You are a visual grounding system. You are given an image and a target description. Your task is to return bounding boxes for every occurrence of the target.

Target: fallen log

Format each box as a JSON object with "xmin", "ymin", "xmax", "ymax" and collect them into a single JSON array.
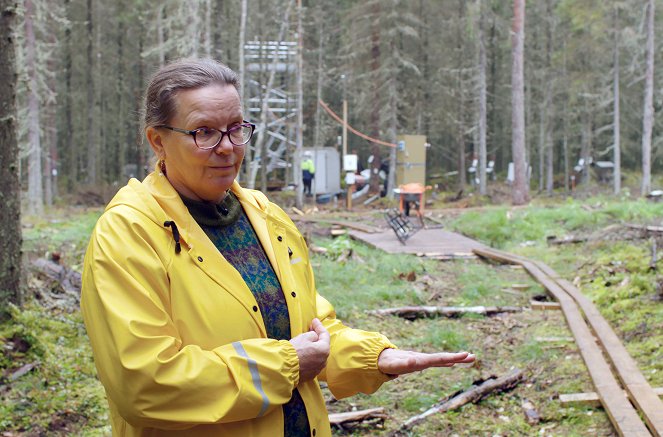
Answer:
[
  {"xmin": 367, "ymin": 305, "xmax": 523, "ymax": 320},
  {"xmin": 31, "ymin": 257, "xmax": 81, "ymax": 294},
  {"xmin": 328, "ymin": 407, "xmax": 387, "ymax": 427},
  {"xmin": 624, "ymin": 223, "xmax": 663, "ymax": 233},
  {"xmin": 395, "ymin": 368, "xmax": 524, "ymax": 433},
  {"xmin": 546, "ymin": 235, "xmax": 588, "ymax": 245}
]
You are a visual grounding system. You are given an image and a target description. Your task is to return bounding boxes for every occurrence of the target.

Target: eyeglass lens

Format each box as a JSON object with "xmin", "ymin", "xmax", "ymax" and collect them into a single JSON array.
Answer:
[{"xmin": 195, "ymin": 125, "xmax": 253, "ymax": 149}]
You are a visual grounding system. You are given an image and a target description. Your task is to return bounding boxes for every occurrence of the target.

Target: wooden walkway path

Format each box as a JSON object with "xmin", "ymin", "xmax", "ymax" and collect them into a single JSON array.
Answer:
[
  {"xmin": 475, "ymin": 247, "xmax": 663, "ymax": 437},
  {"xmin": 342, "ymin": 222, "xmax": 662, "ymax": 436},
  {"xmin": 348, "ymin": 227, "xmax": 487, "ymax": 259}
]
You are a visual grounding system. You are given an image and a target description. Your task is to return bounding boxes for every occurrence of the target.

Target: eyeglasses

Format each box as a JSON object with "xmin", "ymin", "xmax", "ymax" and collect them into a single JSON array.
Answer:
[{"xmin": 157, "ymin": 121, "xmax": 255, "ymax": 149}]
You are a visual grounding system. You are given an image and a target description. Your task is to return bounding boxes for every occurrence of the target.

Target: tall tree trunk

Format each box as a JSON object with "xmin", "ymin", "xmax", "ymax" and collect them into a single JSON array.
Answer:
[
  {"xmin": 63, "ymin": 0, "xmax": 75, "ymax": 191},
  {"xmin": 203, "ymin": 0, "xmax": 212, "ymax": 57},
  {"xmin": 156, "ymin": 5, "xmax": 165, "ymax": 67},
  {"xmin": 562, "ymin": 38, "xmax": 569, "ymax": 192},
  {"xmin": 641, "ymin": 0, "xmax": 655, "ymax": 196},
  {"xmin": 116, "ymin": 4, "xmax": 126, "ymax": 183},
  {"xmin": 0, "ymin": 0, "xmax": 23, "ymax": 314},
  {"xmin": 24, "ymin": 0, "xmax": 44, "ymax": 215},
  {"xmin": 189, "ymin": 1, "xmax": 201, "ymax": 57},
  {"xmin": 295, "ymin": 0, "xmax": 304, "ymax": 208},
  {"xmin": 238, "ymin": 0, "xmax": 248, "ymax": 182},
  {"xmin": 136, "ymin": 27, "xmax": 147, "ymax": 179},
  {"xmin": 457, "ymin": 0, "xmax": 466, "ymax": 191},
  {"xmin": 613, "ymin": 5, "xmax": 621, "ymax": 195},
  {"xmin": 85, "ymin": 0, "xmax": 96, "ymax": 184},
  {"xmin": 581, "ymin": 106, "xmax": 592, "ymax": 186},
  {"xmin": 544, "ymin": 0, "xmax": 554, "ymax": 195},
  {"xmin": 45, "ymin": 36, "xmax": 59, "ymax": 207},
  {"xmin": 511, "ymin": 0, "xmax": 529, "ymax": 205},
  {"xmin": 478, "ymin": 0, "xmax": 487, "ymax": 196},
  {"xmin": 369, "ymin": 1, "xmax": 382, "ymax": 195},
  {"xmin": 387, "ymin": 65, "xmax": 397, "ymax": 196},
  {"xmin": 313, "ymin": 12, "xmax": 324, "ymax": 151}
]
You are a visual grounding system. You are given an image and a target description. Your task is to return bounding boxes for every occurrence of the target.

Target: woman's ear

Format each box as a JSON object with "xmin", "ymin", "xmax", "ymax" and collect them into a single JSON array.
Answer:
[{"xmin": 146, "ymin": 127, "xmax": 165, "ymax": 159}]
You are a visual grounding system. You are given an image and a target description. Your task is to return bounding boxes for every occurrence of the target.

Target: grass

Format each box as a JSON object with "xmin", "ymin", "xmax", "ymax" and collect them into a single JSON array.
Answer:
[{"xmin": 3, "ymin": 194, "xmax": 662, "ymax": 435}]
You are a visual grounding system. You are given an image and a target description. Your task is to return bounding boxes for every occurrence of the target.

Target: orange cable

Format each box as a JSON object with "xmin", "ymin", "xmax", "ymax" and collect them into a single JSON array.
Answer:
[{"xmin": 318, "ymin": 99, "xmax": 397, "ymax": 148}]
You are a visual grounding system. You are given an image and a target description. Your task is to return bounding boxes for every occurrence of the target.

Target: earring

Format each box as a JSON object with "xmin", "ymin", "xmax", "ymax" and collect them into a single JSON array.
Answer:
[{"xmin": 159, "ymin": 158, "xmax": 167, "ymax": 175}]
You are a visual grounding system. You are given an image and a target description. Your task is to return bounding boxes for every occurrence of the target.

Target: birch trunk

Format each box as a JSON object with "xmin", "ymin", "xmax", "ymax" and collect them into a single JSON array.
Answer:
[
  {"xmin": 641, "ymin": 0, "xmax": 655, "ymax": 196},
  {"xmin": 511, "ymin": 0, "xmax": 529, "ymax": 205}
]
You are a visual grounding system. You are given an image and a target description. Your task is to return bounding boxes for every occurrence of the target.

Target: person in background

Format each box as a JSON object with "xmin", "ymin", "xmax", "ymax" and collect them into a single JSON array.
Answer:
[
  {"xmin": 80, "ymin": 58, "xmax": 475, "ymax": 437},
  {"xmin": 301, "ymin": 151, "xmax": 315, "ymax": 197}
]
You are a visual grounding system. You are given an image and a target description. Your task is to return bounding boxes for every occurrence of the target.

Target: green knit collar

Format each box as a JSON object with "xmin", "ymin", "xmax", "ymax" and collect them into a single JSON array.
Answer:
[{"xmin": 180, "ymin": 191, "xmax": 242, "ymax": 227}]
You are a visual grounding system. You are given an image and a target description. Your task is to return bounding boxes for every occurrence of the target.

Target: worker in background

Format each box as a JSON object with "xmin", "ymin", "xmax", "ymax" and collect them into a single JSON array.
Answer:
[{"xmin": 302, "ymin": 151, "xmax": 315, "ymax": 197}]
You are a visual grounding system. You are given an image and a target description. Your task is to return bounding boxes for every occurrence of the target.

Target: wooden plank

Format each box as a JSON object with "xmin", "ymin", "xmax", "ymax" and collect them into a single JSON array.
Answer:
[
  {"xmin": 473, "ymin": 247, "xmax": 651, "ymax": 436},
  {"xmin": 292, "ymin": 216, "xmax": 379, "ymax": 233},
  {"xmin": 521, "ymin": 261, "xmax": 652, "ymax": 437},
  {"xmin": 531, "ymin": 301, "xmax": 562, "ymax": 310},
  {"xmin": 535, "ymin": 337, "xmax": 574, "ymax": 342},
  {"xmin": 530, "ymin": 255, "xmax": 663, "ymax": 435},
  {"xmin": 560, "ymin": 388, "xmax": 663, "ymax": 407},
  {"xmin": 551, "ymin": 274, "xmax": 663, "ymax": 437}
]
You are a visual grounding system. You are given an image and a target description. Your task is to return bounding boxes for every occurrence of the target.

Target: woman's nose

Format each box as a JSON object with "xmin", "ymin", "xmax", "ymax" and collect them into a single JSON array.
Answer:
[{"xmin": 214, "ymin": 136, "xmax": 234, "ymax": 155}]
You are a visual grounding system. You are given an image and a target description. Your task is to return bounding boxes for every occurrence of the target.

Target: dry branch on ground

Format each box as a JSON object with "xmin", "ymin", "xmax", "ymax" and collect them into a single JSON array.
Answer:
[
  {"xmin": 392, "ymin": 368, "xmax": 525, "ymax": 434},
  {"xmin": 367, "ymin": 305, "xmax": 523, "ymax": 320}
]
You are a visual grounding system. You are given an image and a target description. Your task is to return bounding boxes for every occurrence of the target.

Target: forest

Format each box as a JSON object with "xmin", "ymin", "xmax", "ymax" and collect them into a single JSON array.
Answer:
[
  {"xmin": 1, "ymin": 0, "xmax": 662, "ymax": 214},
  {"xmin": 1, "ymin": 0, "xmax": 663, "ymax": 435}
]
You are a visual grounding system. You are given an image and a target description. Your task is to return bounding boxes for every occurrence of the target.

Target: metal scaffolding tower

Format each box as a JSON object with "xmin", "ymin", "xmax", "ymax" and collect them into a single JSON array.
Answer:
[{"xmin": 244, "ymin": 40, "xmax": 298, "ymax": 183}]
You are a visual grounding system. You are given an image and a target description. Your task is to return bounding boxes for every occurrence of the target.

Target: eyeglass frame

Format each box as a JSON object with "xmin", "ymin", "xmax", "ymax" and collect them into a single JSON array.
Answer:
[{"xmin": 156, "ymin": 121, "xmax": 256, "ymax": 149}]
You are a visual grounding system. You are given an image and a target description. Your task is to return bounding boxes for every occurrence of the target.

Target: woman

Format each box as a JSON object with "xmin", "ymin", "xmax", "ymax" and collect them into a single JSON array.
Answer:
[{"xmin": 81, "ymin": 58, "xmax": 474, "ymax": 437}]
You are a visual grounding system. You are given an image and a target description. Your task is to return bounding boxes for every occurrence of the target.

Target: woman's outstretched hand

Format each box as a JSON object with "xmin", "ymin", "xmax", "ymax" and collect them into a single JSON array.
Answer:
[
  {"xmin": 377, "ymin": 349, "xmax": 475, "ymax": 376},
  {"xmin": 289, "ymin": 318, "xmax": 330, "ymax": 383}
]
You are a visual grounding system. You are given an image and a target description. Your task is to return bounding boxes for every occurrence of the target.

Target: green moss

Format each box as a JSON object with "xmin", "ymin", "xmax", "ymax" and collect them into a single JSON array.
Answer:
[{"xmin": 0, "ymin": 304, "xmax": 107, "ymax": 435}]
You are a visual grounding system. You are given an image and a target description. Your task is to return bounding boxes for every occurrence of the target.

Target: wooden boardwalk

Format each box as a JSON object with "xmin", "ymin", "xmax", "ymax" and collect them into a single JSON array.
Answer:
[
  {"xmin": 344, "ymin": 222, "xmax": 662, "ymax": 436},
  {"xmin": 475, "ymin": 247, "xmax": 663, "ymax": 437},
  {"xmin": 348, "ymin": 226, "xmax": 487, "ymax": 258}
]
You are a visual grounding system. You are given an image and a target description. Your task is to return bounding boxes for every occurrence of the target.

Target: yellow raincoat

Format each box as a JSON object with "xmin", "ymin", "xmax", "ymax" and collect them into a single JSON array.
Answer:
[{"xmin": 81, "ymin": 170, "xmax": 396, "ymax": 436}]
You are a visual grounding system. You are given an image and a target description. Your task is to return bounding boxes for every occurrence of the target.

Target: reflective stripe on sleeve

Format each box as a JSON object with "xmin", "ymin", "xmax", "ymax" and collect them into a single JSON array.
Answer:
[{"xmin": 232, "ymin": 342, "xmax": 270, "ymax": 417}]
